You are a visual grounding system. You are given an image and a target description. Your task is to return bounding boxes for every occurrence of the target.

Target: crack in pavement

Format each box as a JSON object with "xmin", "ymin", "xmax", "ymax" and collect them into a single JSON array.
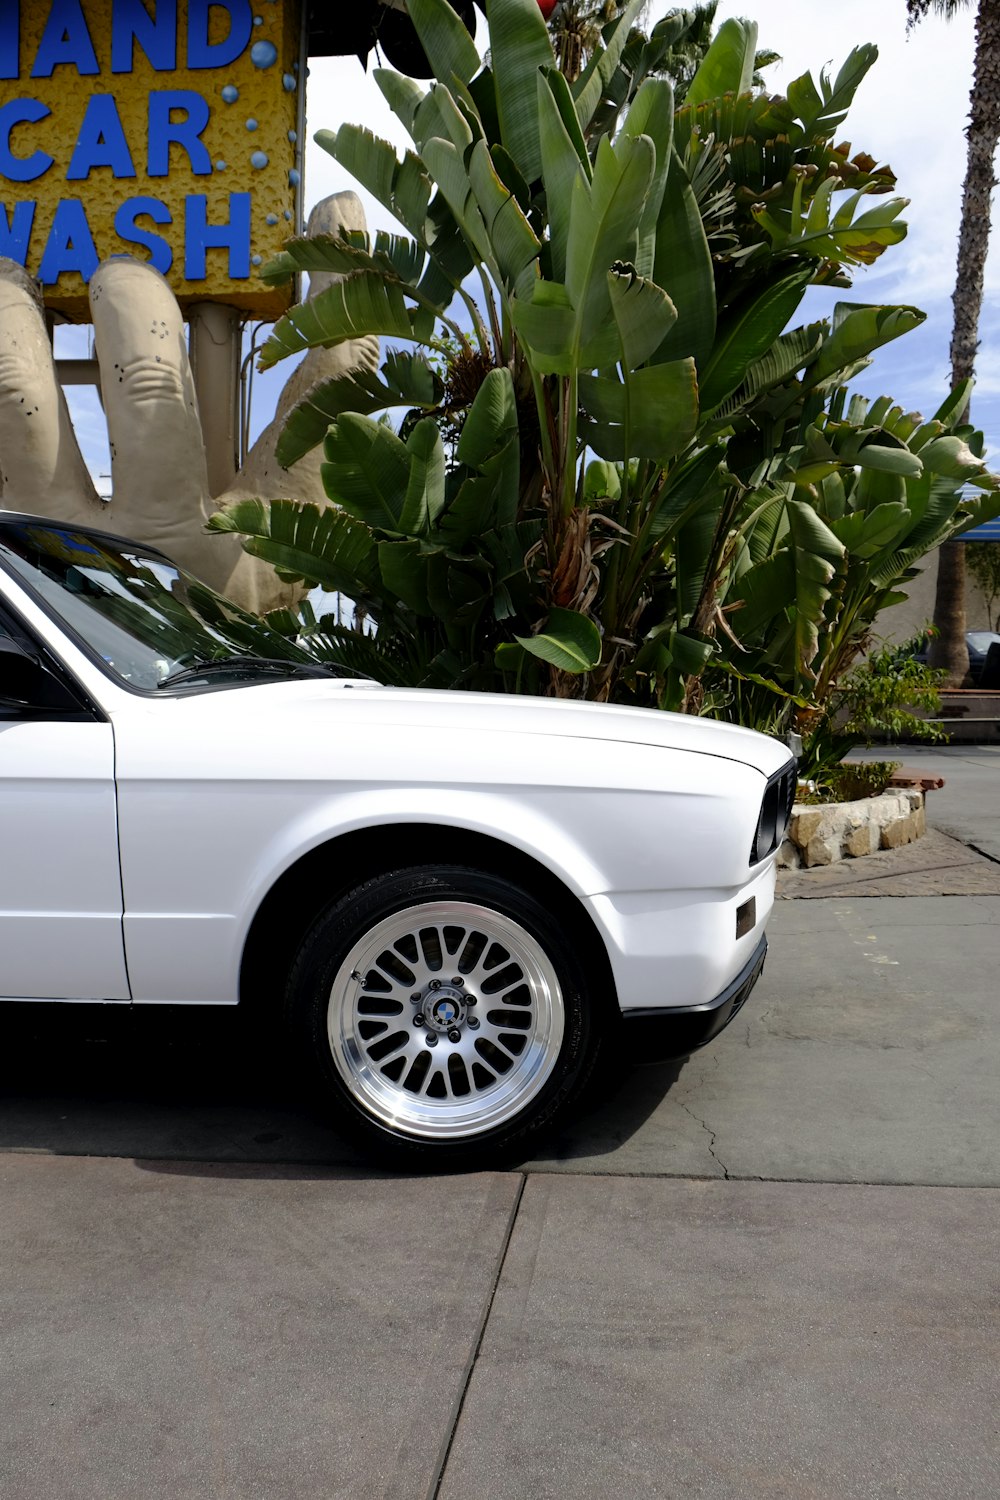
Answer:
[{"xmin": 680, "ymin": 1099, "xmax": 729, "ymax": 1179}]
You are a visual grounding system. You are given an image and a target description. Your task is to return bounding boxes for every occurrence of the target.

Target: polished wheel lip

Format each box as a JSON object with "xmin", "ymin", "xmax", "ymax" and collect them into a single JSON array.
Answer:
[{"xmin": 327, "ymin": 899, "xmax": 565, "ymax": 1141}]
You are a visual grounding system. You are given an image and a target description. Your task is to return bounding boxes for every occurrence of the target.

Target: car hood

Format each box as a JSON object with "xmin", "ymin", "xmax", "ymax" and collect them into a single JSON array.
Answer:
[{"xmin": 149, "ymin": 678, "xmax": 792, "ymax": 778}]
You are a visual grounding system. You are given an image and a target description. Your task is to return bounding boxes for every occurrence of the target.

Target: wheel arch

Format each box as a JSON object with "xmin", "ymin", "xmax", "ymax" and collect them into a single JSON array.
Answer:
[{"xmin": 238, "ymin": 823, "xmax": 619, "ymax": 1021}]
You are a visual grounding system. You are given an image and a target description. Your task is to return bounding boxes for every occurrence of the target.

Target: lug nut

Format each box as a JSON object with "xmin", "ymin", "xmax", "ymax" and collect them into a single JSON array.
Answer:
[
  {"xmin": 410, "ymin": 992, "xmax": 421, "ymax": 1003},
  {"xmin": 413, "ymin": 1015, "xmax": 424, "ymax": 1027},
  {"xmin": 466, "ymin": 995, "xmax": 477, "ymax": 1007},
  {"xmin": 451, "ymin": 977, "xmax": 464, "ymax": 987},
  {"xmin": 425, "ymin": 1032, "xmax": 438, "ymax": 1047},
  {"xmin": 447, "ymin": 1028, "xmax": 462, "ymax": 1044},
  {"xmin": 468, "ymin": 1017, "xmax": 480, "ymax": 1031},
  {"xmin": 429, "ymin": 979, "xmax": 442, "ymax": 990}
]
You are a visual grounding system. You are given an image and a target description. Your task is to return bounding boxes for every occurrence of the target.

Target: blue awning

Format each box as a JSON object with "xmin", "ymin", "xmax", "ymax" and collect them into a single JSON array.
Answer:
[{"xmin": 961, "ymin": 519, "xmax": 1000, "ymax": 541}]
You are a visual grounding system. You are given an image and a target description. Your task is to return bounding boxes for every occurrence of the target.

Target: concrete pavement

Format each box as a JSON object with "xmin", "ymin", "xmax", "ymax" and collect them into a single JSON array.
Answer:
[{"xmin": 2, "ymin": 762, "xmax": 999, "ymax": 1499}]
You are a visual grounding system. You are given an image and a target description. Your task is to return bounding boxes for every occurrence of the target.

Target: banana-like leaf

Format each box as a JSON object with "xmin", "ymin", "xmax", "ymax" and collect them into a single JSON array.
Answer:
[
  {"xmin": 753, "ymin": 185, "xmax": 908, "ymax": 268},
  {"xmin": 489, "ymin": 0, "xmax": 555, "ymax": 183},
  {"xmin": 407, "ymin": 0, "xmax": 481, "ymax": 87},
  {"xmin": 919, "ymin": 434, "xmax": 995, "ymax": 482},
  {"xmin": 378, "ymin": 539, "xmax": 433, "ymax": 616},
  {"xmin": 456, "ymin": 367, "xmax": 519, "ymax": 469},
  {"xmin": 828, "ymin": 502, "xmax": 910, "ymax": 559},
  {"xmin": 806, "ymin": 303, "xmax": 925, "ymax": 389},
  {"xmin": 572, "ymin": 0, "xmax": 646, "ymax": 134},
  {"xmin": 259, "ymin": 271, "xmax": 421, "ymax": 371},
  {"xmin": 580, "ymin": 361, "xmax": 698, "ymax": 460},
  {"xmin": 467, "ymin": 139, "xmax": 541, "ymax": 288},
  {"xmin": 207, "ymin": 499, "xmax": 380, "ymax": 596},
  {"xmin": 567, "ymin": 133, "xmax": 654, "ymax": 352},
  {"xmin": 515, "ymin": 608, "xmax": 602, "ymax": 673},
  {"xmin": 786, "ymin": 46, "xmax": 878, "ymax": 141},
  {"xmin": 675, "ymin": 507, "xmax": 719, "ymax": 618},
  {"xmin": 711, "ymin": 322, "xmax": 825, "ymax": 422},
  {"xmin": 651, "ymin": 149, "xmax": 716, "ymax": 370},
  {"xmin": 508, "ymin": 281, "xmax": 578, "ymax": 374},
  {"xmin": 619, "ymin": 78, "xmax": 674, "ymax": 278},
  {"xmin": 261, "ymin": 231, "xmax": 426, "ymax": 289},
  {"xmin": 293, "ymin": 619, "xmax": 416, "ymax": 688},
  {"xmin": 276, "ymin": 353, "xmax": 444, "ymax": 468},
  {"xmin": 649, "ymin": 445, "xmax": 727, "ymax": 542},
  {"xmin": 855, "ymin": 444, "xmax": 924, "ymax": 478},
  {"xmin": 422, "ymin": 137, "xmax": 494, "ymax": 268},
  {"xmin": 786, "ymin": 499, "xmax": 846, "ymax": 676},
  {"xmin": 322, "ymin": 414, "xmax": 414, "ymax": 533},
  {"xmin": 374, "ymin": 68, "xmax": 425, "ymax": 137},
  {"xmin": 606, "ymin": 267, "xmax": 677, "ymax": 368},
  {"xmin": 685, "ymin": 18, "xmax": 757, "ymax": 107},
  {"xmin": 399, "ymin": 418, "xmax": 447, "ymax": 537},
  {"xmin": 317, "ymin": 125, "xmax": 432, "ymax": 242},
  {"xmin": 698, "ymin": 266, "xmax": 814, "ymax": 412},
  {"xmin": 538, "ymin": 70, "xmax": 589, "ymax": 283}
]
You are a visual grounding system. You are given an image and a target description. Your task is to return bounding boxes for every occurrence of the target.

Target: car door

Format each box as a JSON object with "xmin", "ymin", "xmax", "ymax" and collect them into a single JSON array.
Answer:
[{"xmin": 0, "ymin": 603, "xmax": 130, "ymax": 1001}]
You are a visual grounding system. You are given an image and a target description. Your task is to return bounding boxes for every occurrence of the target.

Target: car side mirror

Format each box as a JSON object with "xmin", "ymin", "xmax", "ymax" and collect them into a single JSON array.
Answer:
[{"xmin": 0, "ymin": 635, "xmax": 83, "ymax": 713}]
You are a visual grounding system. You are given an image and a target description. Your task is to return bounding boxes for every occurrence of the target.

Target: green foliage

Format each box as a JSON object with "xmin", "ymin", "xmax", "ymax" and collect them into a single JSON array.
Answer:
[
  {"xmin": 798, "ymin": 636, "xmax": 948, "ymax": 784},
  {"xmin": 211, "ymin": 1, "xmax": 1000, "ymax": 751},
  {"xmin": 797, "ymin": 760, "xmax": 901, "ymax": 803},
  {"xmin": 965, "ymin": 541, "xmax": 1000, "ymax": 629}
]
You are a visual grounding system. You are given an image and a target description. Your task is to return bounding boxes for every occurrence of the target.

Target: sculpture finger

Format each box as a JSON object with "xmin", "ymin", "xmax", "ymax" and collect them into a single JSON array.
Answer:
[
  {"xmin": 0, "ymin": 259, "xmax": 102, "ymax": 522},
  {"xmin": 89, "ymin": 258, "xmax": 242, "ymax": 590},
  {"xmin": 228, "ymin": 191, "xmax": 380, "ymax": 518}
]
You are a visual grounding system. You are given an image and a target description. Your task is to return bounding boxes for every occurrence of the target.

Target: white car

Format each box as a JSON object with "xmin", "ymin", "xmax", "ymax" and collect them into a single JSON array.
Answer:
[{"xmin": 0, "ymin": 514, "xmax": 794, "ymax": 1163}]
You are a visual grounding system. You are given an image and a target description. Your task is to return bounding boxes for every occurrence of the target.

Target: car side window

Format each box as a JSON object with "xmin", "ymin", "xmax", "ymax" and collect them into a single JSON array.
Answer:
[{"xmin": 0, "ymin": 607, "xmax": 89, "ymax": 719}]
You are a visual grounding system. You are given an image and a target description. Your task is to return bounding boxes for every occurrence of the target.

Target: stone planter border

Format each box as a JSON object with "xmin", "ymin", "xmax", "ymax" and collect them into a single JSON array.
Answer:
[{"xmin": 779, "ymin": 789, "xmax": 927, "ymax": 870}]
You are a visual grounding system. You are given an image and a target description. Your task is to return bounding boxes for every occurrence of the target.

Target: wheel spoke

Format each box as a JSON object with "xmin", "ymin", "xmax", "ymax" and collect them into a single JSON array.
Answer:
[{"xmin": 327, "ymin": 899, "xmax": 564, "ymax": 1140}]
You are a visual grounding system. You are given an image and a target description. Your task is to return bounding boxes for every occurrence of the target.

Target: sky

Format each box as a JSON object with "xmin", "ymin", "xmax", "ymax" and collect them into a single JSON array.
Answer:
[{"xmin": 63, "ymin": 0, "xmax": 992, "ymax": 488}]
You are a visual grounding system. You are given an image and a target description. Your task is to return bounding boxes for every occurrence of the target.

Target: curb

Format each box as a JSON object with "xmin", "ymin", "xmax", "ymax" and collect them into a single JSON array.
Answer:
[{"xmin": 779, "ymin": 789, "xmax": 927, "ymax": 870}]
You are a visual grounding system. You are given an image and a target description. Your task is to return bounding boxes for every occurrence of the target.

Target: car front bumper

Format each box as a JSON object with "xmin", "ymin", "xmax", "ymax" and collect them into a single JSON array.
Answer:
[{"xmin": 618, "ymin": 934, "xmax": 768, "ymax": 1062}]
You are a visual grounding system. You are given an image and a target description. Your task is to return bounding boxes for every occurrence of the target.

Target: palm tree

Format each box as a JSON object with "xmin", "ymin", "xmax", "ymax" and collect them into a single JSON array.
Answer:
[{"xmin": 907, "ymin": 0, "xmax": 1000, "ymax": 684}]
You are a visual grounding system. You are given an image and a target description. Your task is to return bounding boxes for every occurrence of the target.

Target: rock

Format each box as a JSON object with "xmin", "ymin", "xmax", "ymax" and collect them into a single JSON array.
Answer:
[
  {"xmin": 805, "ymin": 831, "xmax": 842, "ymax": 867},
  {"xmin": 881, "ymin": 812, "xmax": 918, "ymax": 850},
  {"xmin": 790, "ymin": 808, "xmax": 824, "ymax": 845},
  {"xmin": 844, "ymin": 822, "xmax": 878, "ymax": 858},
  {"xmin": 776, "ymin": 839, "xmax": 801, "ymax": 870}
]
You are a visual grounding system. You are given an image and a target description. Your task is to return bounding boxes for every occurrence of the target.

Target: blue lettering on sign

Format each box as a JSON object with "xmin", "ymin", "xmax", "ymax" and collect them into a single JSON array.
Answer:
[
  {"xmin": 185, "ymin": 192, "xmax": 251, "ymax": 279},
  {"xmin": 38, "ymin": 197, "xmax": 99, "ymax": 282},
  {"xmin": 31, "ymin": 0, "xmax": 99, "ymax": 79},
  {"xmin": 187, "ymin": 1, "xmax": 253, "ymax": 71},
  {"xmin": 111, "ymin": 0, "xmax": 178, "ymax": 75},
  {"xmin": 115, "ymin": 196, "xmax": 173, "ymax": 274},
  {"xmin": 0, "ymin": 100, "xmax": 54, "ymax": 183},
  {"xmin": 0, "ymin": 6, "xmax": 18, "ymax": 83},
  {"xmin": 67, "ymin": 96, "xmax": 136, "ymax": 181},
  {"xmin": 147, "ymin": 91, "xmax": 212, "ymax": 177},
  {"xmin": 0, "ymin": 201, "xmax": 36, "ymax": 261}
]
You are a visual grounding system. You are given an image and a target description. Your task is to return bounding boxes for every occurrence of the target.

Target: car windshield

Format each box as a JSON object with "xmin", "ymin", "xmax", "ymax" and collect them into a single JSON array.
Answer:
[{"xmin": 0, "ymin": 518, "xmax": 319, "ymax": 692}]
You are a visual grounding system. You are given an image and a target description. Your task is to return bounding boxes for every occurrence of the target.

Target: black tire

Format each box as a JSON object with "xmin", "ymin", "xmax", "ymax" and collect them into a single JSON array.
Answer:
[{"xmin": 285, "ymin": 864, "xmax": 605, "ymax": 1166}]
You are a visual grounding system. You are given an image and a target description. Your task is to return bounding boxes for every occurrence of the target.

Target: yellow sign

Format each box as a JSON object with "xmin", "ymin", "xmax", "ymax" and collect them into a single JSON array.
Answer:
[{"xmin": 0, "ymin": 0, "xmax": 303, "ymax": 319}]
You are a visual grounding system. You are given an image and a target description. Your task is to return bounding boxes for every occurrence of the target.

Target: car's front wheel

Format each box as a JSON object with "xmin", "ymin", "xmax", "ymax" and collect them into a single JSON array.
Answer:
[{"xmin": 286, "ymin": 865, "xmax": 604, "ymax": 1164}]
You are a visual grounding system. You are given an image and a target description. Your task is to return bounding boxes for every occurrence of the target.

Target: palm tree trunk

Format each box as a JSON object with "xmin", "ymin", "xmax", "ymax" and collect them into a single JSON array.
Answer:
[{"xmin": 930, "ymin": 0, "xmax": 1000, "ymax": 683}]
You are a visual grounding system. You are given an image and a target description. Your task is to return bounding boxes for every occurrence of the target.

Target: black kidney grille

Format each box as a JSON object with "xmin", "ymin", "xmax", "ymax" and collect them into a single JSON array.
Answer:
[{"xmin": 751, "ymin": 760, "xmax": 797, "ymax": 865}]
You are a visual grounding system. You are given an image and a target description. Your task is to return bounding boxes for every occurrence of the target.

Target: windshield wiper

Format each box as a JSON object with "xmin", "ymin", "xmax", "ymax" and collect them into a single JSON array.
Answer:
[{"xmin": 158, "ymin": 656, "xmax": 369, "ymax": 688}]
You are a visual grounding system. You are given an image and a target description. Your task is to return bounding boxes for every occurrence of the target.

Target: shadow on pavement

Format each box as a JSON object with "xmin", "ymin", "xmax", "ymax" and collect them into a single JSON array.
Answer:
[{"xmin": 0, "ymin": 1002, "xmax": 689, "ymax": 1171}]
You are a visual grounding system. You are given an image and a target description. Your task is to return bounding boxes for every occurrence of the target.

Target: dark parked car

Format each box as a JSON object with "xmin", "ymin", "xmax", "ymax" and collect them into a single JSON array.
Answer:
[{"xmin": 915, "ymin": 631, "xmax": 1000, "ymax": 687}]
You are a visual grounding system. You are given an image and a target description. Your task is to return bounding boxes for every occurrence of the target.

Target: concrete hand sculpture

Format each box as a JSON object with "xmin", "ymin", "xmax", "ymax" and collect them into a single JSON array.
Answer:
[{"xmin": 0, "ymin": 191, "xmax": 377, "ymax": 614}]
